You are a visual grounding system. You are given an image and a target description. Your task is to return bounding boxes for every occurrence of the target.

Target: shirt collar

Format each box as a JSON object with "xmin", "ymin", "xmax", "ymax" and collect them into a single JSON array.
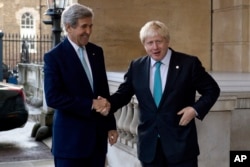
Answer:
[
  {"xmin": 67, "ymin": 37, "xmax": 86, "ymax": 52},
  {"xmin": 151, "ymin": 48, "xmax": 172, "ymax": 67}
]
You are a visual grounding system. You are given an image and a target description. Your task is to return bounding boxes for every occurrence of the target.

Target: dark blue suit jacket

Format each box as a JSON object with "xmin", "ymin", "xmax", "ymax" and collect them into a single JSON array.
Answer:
[
  {"xmin": 110, "ymin": 48, "xmax": 220, "ymax": 163},
  {"xmin": 44, "ymin": 37, "xmax": 116, "ymax": 158}
]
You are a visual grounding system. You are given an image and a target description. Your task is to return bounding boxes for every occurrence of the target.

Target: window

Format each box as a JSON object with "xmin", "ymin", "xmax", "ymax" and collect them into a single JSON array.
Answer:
[
  {"xmin": 21, "ymin": 12, "xmax": 34, "ymax": 29},
  {"xmin": 20, "ymin": 12, "xmax": 36, "ymax": 53}
]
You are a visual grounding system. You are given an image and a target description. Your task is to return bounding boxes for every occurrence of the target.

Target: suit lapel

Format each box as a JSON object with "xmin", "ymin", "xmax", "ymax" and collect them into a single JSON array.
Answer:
[
  {"xmin": 85, "ymin": 44, "xmax": 94, "ymax": 73},
  {"xmin": 63, "ymin": 38, "xmax": 84, "ymax": 70},
  {"xmin": 85, "ymin": 44, "xmax": 99, "ymax": 93},
  {"xmin": 85, "ymin": 44, "xmax": 95, "ymax": 79},
  {"xmin": 143, "ymin": 57, "xmax": 159, "ymax": 109},
  {"xmin": 63, "ymin": 39, "xmax": 94, "ymax": 93},
  {"xmin": 144, "ymin": 57, "xmax": 153, "ymax": 98},
  {"xmin": 160, "ymin": 51, "xmax": 181, "ymax": 107}
]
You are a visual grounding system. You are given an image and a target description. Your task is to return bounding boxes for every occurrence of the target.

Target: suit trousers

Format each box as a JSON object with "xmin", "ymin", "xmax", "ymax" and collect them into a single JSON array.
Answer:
[
  {"xmin": 141, "ymin": 139, "xmax": 198, "ymax": 167},
  {"xmin": 54, "ymin": 156, "xmax": 106, "ymax": 167},
  {"xmin": 54, "ymin": 148, "xmax": 106, "ymax": 167}
]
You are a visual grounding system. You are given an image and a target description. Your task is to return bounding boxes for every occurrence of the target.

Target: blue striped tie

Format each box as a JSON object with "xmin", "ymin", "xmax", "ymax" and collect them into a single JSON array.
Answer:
[
  {"xmin": 153, "ymin": 61, "xmax": 162, "ymax": 107},
  {"xmin": 78, "ymin": 47, "xmax": 93, "ymax": 90}
]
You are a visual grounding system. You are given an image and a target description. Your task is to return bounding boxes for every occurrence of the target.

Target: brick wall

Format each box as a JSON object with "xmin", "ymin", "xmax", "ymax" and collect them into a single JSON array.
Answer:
[{"xmin": 0, "ymin": 0, "xmax": 51, "ymax": 37}]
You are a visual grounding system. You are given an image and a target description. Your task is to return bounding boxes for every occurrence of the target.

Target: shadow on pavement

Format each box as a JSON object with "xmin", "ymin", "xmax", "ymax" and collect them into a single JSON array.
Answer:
[{"xmin": 0, "ymin": 120, "xmax": 53, "ymax": 162}]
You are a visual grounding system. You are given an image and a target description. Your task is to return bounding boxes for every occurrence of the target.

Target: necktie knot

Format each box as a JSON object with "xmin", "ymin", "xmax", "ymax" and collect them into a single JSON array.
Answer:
[
  {"xmin": 78, "ymin": 46, "xmax": 83, "ymax": 52},
  {"xmin": 155, "ymin": 61, "xmax": 161, "ymax": 68}
]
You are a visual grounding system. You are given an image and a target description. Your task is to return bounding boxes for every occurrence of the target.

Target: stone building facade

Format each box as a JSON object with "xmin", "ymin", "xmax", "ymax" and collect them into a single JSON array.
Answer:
[
  {"xmin": 0, "ymin": 0, "xmax": 51, "ymax": 37},
  {"xmin": 1, "ymin": 0, "xmax": 250, "ymax": 72},
  {"xmin": 78, "ymin": 0, "xmax": 250, "ymax": 72}
]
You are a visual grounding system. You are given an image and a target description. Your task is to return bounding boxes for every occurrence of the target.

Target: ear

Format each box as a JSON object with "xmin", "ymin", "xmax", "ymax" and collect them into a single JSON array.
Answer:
[{"xmin": 65, "ymin": 24, "xmax": 71, "ymax": 33}]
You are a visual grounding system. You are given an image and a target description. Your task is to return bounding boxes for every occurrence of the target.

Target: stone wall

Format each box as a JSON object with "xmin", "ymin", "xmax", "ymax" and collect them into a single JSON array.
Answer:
[
  {"xmin": 0, "ymin": 0, "xmax": 51, "ymax": 35},
  {"xmin": 78, "ymin": 0, "xmax": 250, "ymax": 72},
  {"xmin": 79, "ymin": 0, "xmax": 212, "ymax": 71},
  {"xmin": 212, "ymin": 0, "xmax": 250, "ymax": 72},
  {"xmin": 2, "ymin": 0, "xmax": 250, "ymax": 72},
  {"xmin": 18, "ymin": 63, "xmax": 43, "ymax": 107}
]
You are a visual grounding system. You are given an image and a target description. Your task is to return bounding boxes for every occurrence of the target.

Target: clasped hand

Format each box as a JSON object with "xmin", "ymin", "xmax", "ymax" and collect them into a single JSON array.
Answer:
[{"xmin": 92, "ymin": 96, "xmax": 110, "ymax": 116}]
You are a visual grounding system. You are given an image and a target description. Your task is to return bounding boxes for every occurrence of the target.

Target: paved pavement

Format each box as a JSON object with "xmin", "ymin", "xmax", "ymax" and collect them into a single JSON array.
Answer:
[
  {"xmin": 0, "ymin": 105, "xmax": 54, "ymax": 167},
  {"xmin": 0, "ymin": 159, "xmax": 54, "ymax": 167}
]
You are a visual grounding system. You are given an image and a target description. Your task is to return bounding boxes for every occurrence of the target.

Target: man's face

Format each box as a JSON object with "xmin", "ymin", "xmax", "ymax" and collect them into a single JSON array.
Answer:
[
  {"xmin": 143, "ymin": 35, "xmax": 169, "ymax": 61},
  {"xmin": 67, "ymin": 17, "xmax": 93, "ymax": 46}
]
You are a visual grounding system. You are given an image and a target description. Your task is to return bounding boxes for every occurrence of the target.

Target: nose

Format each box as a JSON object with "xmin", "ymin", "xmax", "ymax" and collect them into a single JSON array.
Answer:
[
  {"xmin": 152, "ymin": 41, "xmax": 159, "ymax": 49},
  {"xmin": 86, "ymin": 26, "xmax": 92, "ymax": 34}
]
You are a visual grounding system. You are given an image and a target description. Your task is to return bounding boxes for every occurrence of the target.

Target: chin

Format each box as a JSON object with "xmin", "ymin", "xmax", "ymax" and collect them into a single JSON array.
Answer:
[{"xmin": 152, "ymin": 56, "xmax": 162, "ymax": 61}]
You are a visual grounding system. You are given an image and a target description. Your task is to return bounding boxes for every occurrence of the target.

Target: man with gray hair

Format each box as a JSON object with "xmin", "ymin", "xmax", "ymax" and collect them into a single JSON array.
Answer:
[{"xmin": 44, "ymin": 3, "xmax": 118, "ymax": 167}]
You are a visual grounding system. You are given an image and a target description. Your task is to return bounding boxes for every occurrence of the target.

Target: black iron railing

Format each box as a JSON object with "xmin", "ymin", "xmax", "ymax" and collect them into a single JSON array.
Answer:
[{"xmin": 1, "ymin": 33, "xmax": 52, "ymax": 70}]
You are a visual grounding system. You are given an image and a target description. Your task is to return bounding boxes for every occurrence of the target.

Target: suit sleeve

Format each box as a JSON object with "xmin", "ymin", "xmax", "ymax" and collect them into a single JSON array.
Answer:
[
  {"xmin": 109, "ymin": 61, "xmax": 135, "ymax": 113},
  {"xmin": 95, "ymin": 48, "xmax": 117, "ymax": 130},
  {"xmin": 191, "ymin": 57, "xmax": 220, "ymax": 120}
]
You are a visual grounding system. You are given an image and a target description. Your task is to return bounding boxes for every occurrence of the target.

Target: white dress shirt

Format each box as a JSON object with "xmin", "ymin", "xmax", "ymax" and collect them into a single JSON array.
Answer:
[
  {"xmin": 150, "ymin": 48, "xmax": 172, "ymax": 95},
  {"xmin": 67, "ymin": 37, "xmax": 93, "ymax": 80}
]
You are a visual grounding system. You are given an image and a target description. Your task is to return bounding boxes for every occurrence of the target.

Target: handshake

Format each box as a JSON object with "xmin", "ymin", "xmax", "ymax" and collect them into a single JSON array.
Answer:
[{"xmin": 92, "ymin": 96, "xmax": 111, "ymax": 116}]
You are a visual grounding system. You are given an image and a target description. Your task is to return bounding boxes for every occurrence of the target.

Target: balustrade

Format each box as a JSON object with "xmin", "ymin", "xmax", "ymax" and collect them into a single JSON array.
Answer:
[
  {"xmin": 112, "ymin": 95, "xmax": 140, "ymax": 150},
  {"xmin": 121, "ymin": 101, "xmax": 134, "ymax": 145},
  {"xmin": 129, "ymin": 100, "xmax": 139, "ymax": 149},
  {"xmin": 16, "ymin": 65, "xmax": 250, "ymax": 167}
]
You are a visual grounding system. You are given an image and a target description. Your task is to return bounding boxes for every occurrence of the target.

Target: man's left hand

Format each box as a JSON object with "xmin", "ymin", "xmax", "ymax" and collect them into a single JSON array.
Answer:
[
  {"xmin": 177, "ymin": 106, "xmax": 196, "ymax": 126},
  {"xmin": 108, "ymin": 130, "xmax": 119, "ymax": 146}
]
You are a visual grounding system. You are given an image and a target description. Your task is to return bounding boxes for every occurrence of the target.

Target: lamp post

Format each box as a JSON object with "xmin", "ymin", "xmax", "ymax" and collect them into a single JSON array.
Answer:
[
  {"xmin": 32, "ymin": 0, "xmax": 68, "ymax": 141},
  {"xmin": 43, "ymin": 0, "xmax": 68, "ymax": 46},
  {"xmin": 0, "ymin": 31, "xmax": 4, "ymax": 81}
]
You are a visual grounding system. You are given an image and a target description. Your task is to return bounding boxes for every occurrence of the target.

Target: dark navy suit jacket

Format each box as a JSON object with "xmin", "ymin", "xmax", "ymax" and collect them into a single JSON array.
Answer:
[
  {"xmin": 44, "ymin": 37, "xmax": 116, "ymax": 158},
  {"xmin": 109, "ymin": 48, "xmax": 220, "ymax": 163}
]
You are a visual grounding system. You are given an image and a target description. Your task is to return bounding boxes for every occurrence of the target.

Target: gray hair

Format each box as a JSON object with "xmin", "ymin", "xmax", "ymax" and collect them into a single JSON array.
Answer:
[
  {"xmin": 139, "ymin": 20, "xmax": 170, "ymax": 44},
  {"xmin": 62, "ymin": 3, "xmax": 93, "ymax": 30}
]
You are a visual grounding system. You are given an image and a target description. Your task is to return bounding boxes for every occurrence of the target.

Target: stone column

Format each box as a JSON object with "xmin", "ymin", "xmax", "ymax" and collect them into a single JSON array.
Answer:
[
  {"xmin": 212, "ymin": 0, "xmax": 250, "ymax": 72},
  {"xmin": 196, "ymin": 95, "xmax": 236, "ymax": 167},
  {"xmin": 31, "ymin": 66, "xmax": 53, "ymax": 141}
]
